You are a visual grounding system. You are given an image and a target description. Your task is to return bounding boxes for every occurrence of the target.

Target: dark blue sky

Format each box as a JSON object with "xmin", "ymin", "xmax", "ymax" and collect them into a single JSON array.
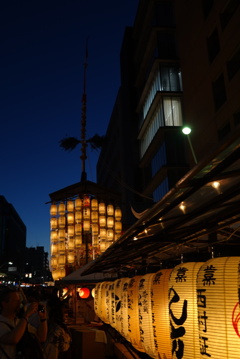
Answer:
[{"xmin": 1, "ymin": 0, "xmax": 139, "ymax": 254}]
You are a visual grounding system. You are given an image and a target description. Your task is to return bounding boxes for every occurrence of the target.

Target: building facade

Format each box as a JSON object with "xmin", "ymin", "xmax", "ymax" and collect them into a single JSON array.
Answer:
[
  {"xmin": 97, "ymin": 0, "xmax": 189, "ymax": 227},
  {"xmin": 0, "ymin": 195, "xmax": 26, "ymax": 274}
]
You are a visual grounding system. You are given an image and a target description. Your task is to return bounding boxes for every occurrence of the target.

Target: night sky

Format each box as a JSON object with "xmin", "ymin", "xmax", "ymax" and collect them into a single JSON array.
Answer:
[{"xmin": 1, "ymin": 0, "xmax": 139, "ymax": 254}]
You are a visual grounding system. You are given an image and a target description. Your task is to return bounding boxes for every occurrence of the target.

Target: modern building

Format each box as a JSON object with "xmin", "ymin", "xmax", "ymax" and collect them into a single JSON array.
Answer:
[
  {"xmin": 0, "ymin": 195, "xmax": 26, "ymax": 274},
  {"xmin": 25, "ymin": 246, "xmax": 51, "ymax": 284},
  {"xmin": 97, "ymin": 0, "xmax": 189, "ymax": 228},
  {"xmin": 174, "ymin": 0, "xmax": 240, "ymax": 165}
]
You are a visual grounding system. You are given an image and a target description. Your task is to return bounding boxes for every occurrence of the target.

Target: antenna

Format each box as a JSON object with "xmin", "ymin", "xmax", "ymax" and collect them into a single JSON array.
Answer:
[{"xmin": 80, "ymin": 38, "xmax": 89, "ymax": 182}]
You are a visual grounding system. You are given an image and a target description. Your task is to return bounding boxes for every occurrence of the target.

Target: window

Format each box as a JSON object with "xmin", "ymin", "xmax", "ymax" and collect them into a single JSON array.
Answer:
[
  {"xmin": 207, "ymin": 28, "xmax": 220, "ymax": 63},
  {"xmin": 152, "ymin": 144, "xmax": 167, "ymax": 177},
  {"xmin": 212, "ymin": 74, "xmax": 227, "ymax": 111},
  {"xmin": 220, "ymin": 0, "xmax": 240, "ymax": 30},
  {"xmin": 163, "ymin": 97, "xmax": 183, "ymax": 126},
  {"xmin": 202, "ymin": 0, "xmax": 214, "ymax": 19},
  {"xmin": 227, "ymin": 48, "xmax": 240, "ymax": 80}
]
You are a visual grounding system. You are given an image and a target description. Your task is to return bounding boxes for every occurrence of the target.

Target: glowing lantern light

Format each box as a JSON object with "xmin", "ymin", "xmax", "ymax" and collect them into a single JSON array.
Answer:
[
  {"xmin": 58, "ymin": 202, "xmax": 65, "ymax": 215},
  {"xmin": 91, "ymin": 211, "xmax": 98, "ymax": 223},
  {"xmin": 107, "ymin": 204, "xmax": 114, "ymax": 216},
  {"xmin": 151, "ymin": 269, "xmax": 173, "ymax": 359},
  {"xmin": 115, "ymin": 221, "xmax": 122, "ymax": 234},
  {"xmin": 75, "ymin": 198, "xmax": 82, "ymax": 211},
  {"xmin": 91, "ymin": 198, "xmax": 98, "ymax": 211},
  {"xmin": 50, "ymin": 231, "xmax": 58, "ymax": 241},
  {"xmin": 99, "ymin": 215, "xmax": 106, "ymax": 227},
  {"xmin": 50, "ymin": 256, "xmax": 58, "ymax": 267},
  {"xmin": 99, "ymin": 202, "xmax": 106, "ymax": 215},
  {"xmin": 83, "ymin": 220, "xmax": 90, "ymax": 232},
  {"xmin": 138, "ymin": 273, "xmax": 156, "ymax": 357},
  {"xmin": 127, "ymin": 276, "xmax": 144, "ymax": 352},
  {"xmin": 50, "ymin": 203, "xmax": 57, "ymax": 216},
  {"xmin": 52, "ymin": 269, "xmax": 59, "ymax": 281},
  {"xmin": 91, "ymin": 288, "xmax": 95, "ymax": 298},
  {"xmin": 58, "ymin": 240, "xmax": 65, "ymax": 253},
  {"xmin": 197, "ymin": 257, "xmax": 240, "ymax": 359},
  {"xmin": 79, "ymin": 287, "xmax": 90, "ymax": 299},
  {"xmin": 115, "ymin": 207, "xmax": 122, "ymax": 221},
  {"xmin": 67, "ymin": 212, "xmax": 74, "ymax": 224},
  {"xmin": 94, "ymin": 283, "xmax": 103, "ymax": 320},
  {"xmin": 169, "ymin": 262, "xmax": 203, "ymax": 359},
  {"xmin": 58, "ymin": 216, "xmax": 66, "ymax": 228},
  {"xmin": 75, "ymin": 211, "xmax": 82, "ymax": 223},
  {"xmin": 58, "ymin": 229, "xmax": 65, "ymax": 239},
  {"xmin": 67, "ymin": 200, "xmax": 74, "ymax": 212},
  {"xmin": 100, "ymin": 281, "xmax": 111, "ymax": 324},
  {"xmin": 92, "ymin": 223, "xmax": 98, "ymax": 236},
  {"xmin": 67, "ymin": 251, "xmax": 75, "ymax": 264},
  {"xmin": 99, "ymin": 228, "xmax": 107, "ymax": 240},
  {"xmin": 120, "ymin": 277, "xmax": 131, "ymax": 341},
  {"xmin": 75, "ymin": 235, "xmax": 82, "ymax": 247},
  {"xmin": 50, "ymin": 217, "xmax": 58, "ymax": 230},
  {"xmin": 107, "ymin": 216, "xmax": 114, "ymax": 229},
  {"xmin": 58, "ymin": 254, "xmax": 66, "ymax": 266},
  {"xmin": 109, "ymin": 281, "xmax": 117, "ymax": 328},
  {"xmin": 67, "ymin": 225, "xmax": 74, "ymax": 237},
  {"xmin": 68, "ymin": 238, "xmax": 74, "ymax": 250},
  {"xmin": 83, "ymin": 207, "xmax": 90, "ymax": 219},
  {"xmin": 75, "ymin": 224, "xmax": 82, "ymax": 235},
  {"xmin": 51, "ymin": 242, "xmax": 58, "ymax": 256},
  {"xmin": 107, "ymin": 229, "xmax": 114, "ymax": 241}
]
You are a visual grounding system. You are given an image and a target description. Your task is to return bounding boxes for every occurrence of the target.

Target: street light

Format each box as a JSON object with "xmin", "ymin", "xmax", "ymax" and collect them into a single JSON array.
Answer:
[{"xmin": 182, "ymin": 126, "xmax": 198, "ymax": 164}]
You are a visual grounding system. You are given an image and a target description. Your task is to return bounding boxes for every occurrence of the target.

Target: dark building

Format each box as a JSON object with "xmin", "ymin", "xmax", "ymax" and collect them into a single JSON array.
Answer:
[
  {"xmin": 97, "ymin": 0, "xmax": 240, "ymax": 229},
  {"xmin": 25, "ymin": 246, "xmax": 51, "ymax": 283},
  {"xmin": 0, "ymin": 195, "xmax": 26, "ymax": 274},
  {"xmin": 97, "ymin": 0, "xmax": 189, "ymax": 228},
  {"xmin": 174, "ymin": 0, "xmax": 240, "ymax": 164}
]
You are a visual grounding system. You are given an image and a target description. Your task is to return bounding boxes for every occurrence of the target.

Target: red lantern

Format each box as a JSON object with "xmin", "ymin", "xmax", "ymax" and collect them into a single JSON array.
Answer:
[{"xmin": 79, "ymin": 287, "xmax": 90, "ymax": 299}]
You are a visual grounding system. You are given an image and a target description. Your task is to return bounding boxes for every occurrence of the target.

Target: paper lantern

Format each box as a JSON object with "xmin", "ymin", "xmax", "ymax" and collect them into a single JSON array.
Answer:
[
  {"xmin": 114, "ymin": 278, "xmax": 124, "ymax": 334},
  {"xmin": 107, "ymin": 204, "xmax": 114, "ymax": 216},
  {"xmin": 50, "ymin": 230, "xmax": 58, "ymax": 242},
  {"xmin": 67, "ymin": 225, "xmax": 74, "ymax": 237},
  {"xmin": 169, "ymin": 262, "xmax": 203, "ymax": 359},
  {"xmin": 75, "ymin": 224, "xmax": 82, "ymax": 235},
  {"xmin": 99, "ymin": 202, "xmax": 106, "ymax": 215},
  {"xmin": 50, "ymin": 255, "xmax": 58, "ymax": 267},
  {"xmin": 75, "ymin": 198, "xmax": 82, "ymax": 211},
  {"xmin": 115, "ymin": 207, "xmax": 122, "ymax": 221},
  {"xmin": 100, "ymin": 281, "xmax": 111, "ymax": 324},
  {"xmin": 151, "ymin": 269, "xmax": 173, "ymax": 359},
  {"xmin": 75, "ymin": 211, "xmax": 82, "ymax": 223},
  {"xmin": 50, "ymin": 203, "xmax": 57, "ymax": 216},
  {"xmin": 67, "ymin": 200, "xmax": 74, "ymax": 212},
  {"xmin": 107, "ymin": 229, "xmax": 114, "ymax": 241},
  {"xmin": 67, "ymin": 212, "xmax": 74, "ymax": 224},
  {"xmin": 91, "ymin": 198, "xmax": 98, "ymax": 211},
  {"xmin": 138, "ymin": 273, "xmax": 156, "ymax": 357},
  {"xmin": 197, "ymin": 257, "xmax": 240, "ymax": 359},
  {"xmin": 58, "ymin": 202, "xmax": 65, "ymax": 215},
  {"xmin": 58, "ymin": 240, "xmax": 65, "ymax": 253},
  {"xmin": 91, "ymin": 288, "xmax": 95, "ymax": 298},
  {"xmin": 127, "ymin": 276, "xmax": 144, "ymax": 352},
  {"xmin": 50, "ymin": 217, "xmax": 57, "ymax": 230},
  {"xmin": 75, "ymin": 235, "xmax": 82, "ymax": 247},
  {"xmin": 107, "ymin": 216, "xmax": 114, "ymax": 229},
  {"xmin": 83, "ymin": 219, "xmax": 90, "ymax": 232},
  {"xmin": 58, "ymin": 229, "xmax": 65, "ymax": 239},
  {"xmin": 109, "ymin": 281, "xmax": 117, "ymax": 328},
  {"xmin": 51, "ymin": 242, "xmax": 58, "ymax": 256},
  {"xmin": 58, "ymin": 216, "xmax": 66, "ymax": 228},
  {"xmin": 58, "ymin": 267, "xmax": 66, "ymax": 279},
  {"xmin": 115, "ymin": 221, "xmax": 122, "ymax": 234},
  {"xmin": 91, "ymin": 211, "xmax": 98, "ymax": 224},
  {"xmin": 83, "ymin": 195, "xmax": 90, "ymax": 207},
  {"xmin": 68, "ymin": 238, "xmax": 74, "ymax": 250},
  {"xmin": 92, "ymin": 223, "xmax": 98, "ymax": 236},
  {"xmin": 52, "ymin": 269, "xmax": 59, "ymax": 281},
  {"xmin": 58, "ymin": 254, "xmax": 66, "ymax": 266},
  {"xmin": 120, "ymin": 277, "xmax": 131, "ymax": 341},
  {"xmin": 67, "ymin": 251, "xmax": 75, "ymax": 264},
  {"xmin": 79, "ymin": 287, "xmax": 90, "ymax": 299},
  {"xmin": 99, "ymin": 215, "xmax": 106, "ymax": 227},
  {"xmin": 94, "ymin": 283, "xmax": 103, "ymax": 320}
]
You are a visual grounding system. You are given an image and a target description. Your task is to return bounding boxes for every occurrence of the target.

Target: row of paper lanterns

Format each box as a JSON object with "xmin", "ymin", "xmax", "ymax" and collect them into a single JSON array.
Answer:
[{"xmin": 94, "ymin": 257, "xmax": 240, "ymax": 359}]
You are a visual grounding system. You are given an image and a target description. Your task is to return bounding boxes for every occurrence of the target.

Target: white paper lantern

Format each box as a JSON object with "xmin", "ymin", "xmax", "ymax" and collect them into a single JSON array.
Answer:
[
  {"xmin": 169, "ymin": 262, "xmax": 203, "ymax": 359},
  {"xmin": 50, "ymin": 203, "xmax": 57, "ymax": 216},
  {"xmin": 58, "ymin": 202, "xmax": 65, "ymax": 215},
  {"xmin": 197, "ymin": 257, "xmax": 240, "ymax": 359}
]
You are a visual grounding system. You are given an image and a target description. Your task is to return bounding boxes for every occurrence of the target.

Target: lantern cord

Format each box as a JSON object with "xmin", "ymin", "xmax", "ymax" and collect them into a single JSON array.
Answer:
[{"xmin": 80, "ymin": 37, "xmax": 89, "ymax": 182}]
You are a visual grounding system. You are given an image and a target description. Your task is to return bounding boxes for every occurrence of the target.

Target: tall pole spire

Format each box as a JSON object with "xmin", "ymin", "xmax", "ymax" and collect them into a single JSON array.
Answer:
[{"xmin": 80, "ymin": 38, "xmax": 88, "ymax": 182}]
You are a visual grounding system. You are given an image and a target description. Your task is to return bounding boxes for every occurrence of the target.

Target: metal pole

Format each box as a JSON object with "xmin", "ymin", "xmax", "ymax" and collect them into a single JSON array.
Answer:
[{"xmin": 187, "ymin": 134, "xmax": 198, "ymax": 164}]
